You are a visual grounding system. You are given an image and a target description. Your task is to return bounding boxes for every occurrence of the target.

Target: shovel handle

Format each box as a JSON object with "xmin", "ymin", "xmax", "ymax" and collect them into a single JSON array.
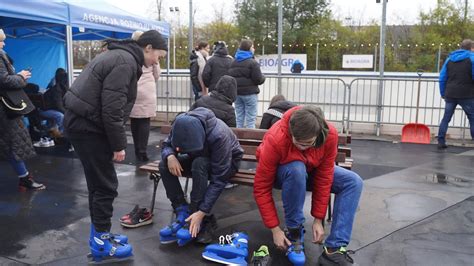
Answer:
[{"xmin": 415, "ymin": 70, "xmax": 424, "ymax": 124}]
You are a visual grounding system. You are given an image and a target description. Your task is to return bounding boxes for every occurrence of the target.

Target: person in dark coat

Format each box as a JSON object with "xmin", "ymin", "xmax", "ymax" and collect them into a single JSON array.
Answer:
[
  {"xmin": 40, "ymin": 68, "xmax": 68, "ymax": 136},
  {"xmin": 202, "ymin": 41, "xmax": 233, "ymax": 92},
  {"xmin": 190, "ymin": 75, "xmax": 237, "ymax": 127},
  {"xmin": 190, "ymin": 41, "xmax": 209, "ymax": 100},
  {"xmin": 0, "ymin": 28, "xmax": 45, "ymax": 191},
  {"xmin": 290, "ymin": 59, "xmax": 304, "ymax": 73},
  {"xmin": 228, "ymin": 39, "xmax": 265, "ymax": 128},
  {"xmin": 259, "ymin": 94, "xmax": 297, "ymax": 129},
  {"xmin": 437, "ymin": 39, "xmax": 474, "ymax": 149},
  {"xmin": 158, "ymin": 107, "xmax": 243, "ymax": 245},
  {"xmin": 63, "ymin": 30, "xmax": 167, "ymax": 261}
]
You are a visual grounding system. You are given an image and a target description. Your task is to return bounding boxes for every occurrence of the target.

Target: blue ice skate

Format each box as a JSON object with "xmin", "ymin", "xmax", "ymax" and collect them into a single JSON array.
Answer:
[
  {"xmin": 159, "ymin": 205, "xmax": 190, "ymax": 244},
  {"xmin": 202, "ymin": 232, "xmax": 248, "ymax": 265}
]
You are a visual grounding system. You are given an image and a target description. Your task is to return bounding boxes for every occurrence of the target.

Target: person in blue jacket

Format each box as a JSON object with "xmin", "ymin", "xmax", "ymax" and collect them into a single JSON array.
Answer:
[
  {"xmin": 290, "ymin": 59, "xmax": 304, "ymax": 73},
  {"xmin": 438, "ymin": 39, "xmax": 474, "ymax": 149},
  {"xmin": 158, "ymin": 107, "xmax": 244, "ymax": 246}
]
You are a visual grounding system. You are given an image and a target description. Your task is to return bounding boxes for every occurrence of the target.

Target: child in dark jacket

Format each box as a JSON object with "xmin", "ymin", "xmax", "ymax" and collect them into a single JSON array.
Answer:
[{"xmin": 159, "ymin": 107, "xmax": 243, "ymax": 246}]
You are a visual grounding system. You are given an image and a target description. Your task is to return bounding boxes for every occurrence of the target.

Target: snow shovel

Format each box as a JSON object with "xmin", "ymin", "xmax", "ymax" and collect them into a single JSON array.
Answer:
[{"xmin": 401, "ymin": 70, "xmax": 431, "ymax": 144}]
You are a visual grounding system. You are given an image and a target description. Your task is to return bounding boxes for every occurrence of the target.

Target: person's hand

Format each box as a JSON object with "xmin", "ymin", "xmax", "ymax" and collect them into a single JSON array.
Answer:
[
  {"xmin": 113, "ymin": 150, "xmax": 126, "ymax": 162},
  {"xmin": 167, "ymin": 154, "xmax": 183, "ymax": 177},
  {"xmin": 271, "ymin": 226, "xmax": 292, "ymax": 251},
  {"xmin": 18, "ymin": 70, "xmax": 31, "ymax": 80},
  {"xmin": 185, "ymin": 210, "xmax": 206, "ymax": 238},
  {"xmin": 312, "ymin": 218, "xmax": 325, "ymax": 244}
]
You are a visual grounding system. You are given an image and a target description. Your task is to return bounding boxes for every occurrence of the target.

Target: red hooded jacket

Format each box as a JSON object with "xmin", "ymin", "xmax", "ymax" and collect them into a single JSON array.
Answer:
[{"xmin": 253, "ymin": 106, "xmax": 338, "ymax": 228}]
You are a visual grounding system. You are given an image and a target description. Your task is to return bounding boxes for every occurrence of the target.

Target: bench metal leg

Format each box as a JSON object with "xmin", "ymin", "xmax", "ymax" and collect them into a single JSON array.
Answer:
[
  {"xmin": 327, "ymin": 195, "xmax": 332, "ymax": 222},
  {"xmin": 149, "ymin": 172, "xmax": 161, "ymax": 215},
  {"xmin": 183, "ymin": 177, "xmax": 190, "ymax": 200}
]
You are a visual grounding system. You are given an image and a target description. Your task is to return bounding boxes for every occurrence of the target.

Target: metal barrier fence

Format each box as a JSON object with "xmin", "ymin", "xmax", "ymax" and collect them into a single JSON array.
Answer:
[
  {"xmin": 347, "ymin": 77, "xmax": 469, "ymax": 133},
  {"xmin": 157, "ymin": 74, "xmax": 347, "ymax": 128},
  {"xmin": 157, "ymin": 73, "xmax": 470, "ymax": 138},
  {"xmin": 154, "ymin": 73, "xmax": 470, "ymax": 140}
]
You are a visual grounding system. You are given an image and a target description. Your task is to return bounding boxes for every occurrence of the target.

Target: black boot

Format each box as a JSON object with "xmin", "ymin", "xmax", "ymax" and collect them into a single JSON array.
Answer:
[
  {"xmin": 19, "ymin": 174, "xmax": 46, "ymax": 191},
  {"xmin": 196, "ymin": 214, "xmax": 218, "ymax": 244},
  {"xmin": 317, "ymin": 246, "xmax": 355, "ymax": 266}
]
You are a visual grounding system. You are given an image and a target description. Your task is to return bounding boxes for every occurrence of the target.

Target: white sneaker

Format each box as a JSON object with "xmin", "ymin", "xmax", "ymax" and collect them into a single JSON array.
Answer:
[
  {"xmin": 68, "ymin": 145, "xmax": 75, "ymax": 152},
  {"xmin": 33, "ymin": 138, "xmax": 52, "ymax": 148},
  {"xmin": 224, "ymin": 183, "xmax": 238, "ymax": 189}
]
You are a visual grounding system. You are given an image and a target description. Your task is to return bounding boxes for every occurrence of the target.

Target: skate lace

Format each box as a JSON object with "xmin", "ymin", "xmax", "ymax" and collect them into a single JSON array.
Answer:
[
  {"xmin": 342, "ymin": 249, "xmax": 355, "ymax": 263},
  {"xmin": 218, "ymin": 234, "xmax": 233, "ymax": 245}
]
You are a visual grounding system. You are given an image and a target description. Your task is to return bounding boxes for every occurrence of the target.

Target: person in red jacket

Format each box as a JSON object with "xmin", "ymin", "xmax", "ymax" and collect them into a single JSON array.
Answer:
[{"xmin": 253, "ymin": 105, "xmax": 363, "ymax": 266}]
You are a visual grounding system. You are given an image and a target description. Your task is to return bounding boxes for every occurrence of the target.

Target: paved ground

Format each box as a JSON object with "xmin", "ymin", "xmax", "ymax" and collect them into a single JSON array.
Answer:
[{"xmin": 0, "ymin": 129, "xmax": 472, "ymax": 265}]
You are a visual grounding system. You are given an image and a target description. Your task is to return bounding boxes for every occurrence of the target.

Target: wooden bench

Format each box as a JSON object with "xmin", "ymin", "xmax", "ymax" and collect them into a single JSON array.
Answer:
[{"xmin": 139, "ymin": 125, "xmax": 353, "ymax": 220}]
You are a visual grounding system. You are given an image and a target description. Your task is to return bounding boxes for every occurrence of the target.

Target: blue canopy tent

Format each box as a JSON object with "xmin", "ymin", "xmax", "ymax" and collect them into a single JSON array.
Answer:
[
  {"xmin": 0, "ymin": 0, "xmax": 170, "ymax": 88},
  {"xmin": 0, "ymin": 1, "xmax": 69, "ymax": 88}
]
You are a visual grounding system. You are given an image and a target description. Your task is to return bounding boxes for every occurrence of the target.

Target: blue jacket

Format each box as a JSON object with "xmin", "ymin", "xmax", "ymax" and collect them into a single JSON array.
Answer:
[
  {"xmin": 161, "ymin": 107, "xmax": 244, "ymax": 213},
  {"xmin": 439, "ymin": 49, "xmax": 474, "ymax": 97}
]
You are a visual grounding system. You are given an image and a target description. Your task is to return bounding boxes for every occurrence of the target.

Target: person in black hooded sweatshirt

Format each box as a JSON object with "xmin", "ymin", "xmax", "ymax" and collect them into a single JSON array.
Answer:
[
  {"xmin": 190, "ymin": 75, "xmax": 237, "ymax": 127},
  {"xmin": 202, "ymin": 41, "xmax": 233, "ymax": 92},
  {"xmin": 63, "ymin": 30, "xmax": 167, "ymax": 262},
  {"xmin": 259, "ymin": 94, "xmax": 297, "ymax": 129}
]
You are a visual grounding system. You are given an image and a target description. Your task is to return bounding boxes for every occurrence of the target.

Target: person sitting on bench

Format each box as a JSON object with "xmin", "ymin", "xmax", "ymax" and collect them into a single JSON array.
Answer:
[
  {"xmin": 253, "ymin": 105, "xmax": 363, "ymax": 266},
  {"xmin": 259, "ymin": 94, "xmax": 296, "ymax": 130},
  {"xmin": 190, "ymin": 75, "xmax": 238, "ymax": 127},
  {"xmin": 159, "ymin": 107, "xmax": 244, "ymax": 246},
  {"xmin": 40, "ymin": 68, "xmax": 68, "ymax": 138}
]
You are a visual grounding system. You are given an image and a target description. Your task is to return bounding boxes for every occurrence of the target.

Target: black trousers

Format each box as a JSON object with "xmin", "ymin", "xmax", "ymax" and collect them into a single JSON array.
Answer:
[
  {"xmin": 159, "ymin": 155, "xmax": 210, "ymax": 212},
  {"xmin": 69, "ymin": 134, "xmax": 118, "ymax": 232},
  {"xmin": 130, "ymin": 118, "xmax": 150, "ymax": 156}
]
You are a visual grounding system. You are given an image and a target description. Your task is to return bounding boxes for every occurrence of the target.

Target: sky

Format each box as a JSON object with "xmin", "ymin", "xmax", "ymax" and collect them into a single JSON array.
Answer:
[{"xmin": 106, "ymin": 0, "xmax": 445, "ymax": 26}]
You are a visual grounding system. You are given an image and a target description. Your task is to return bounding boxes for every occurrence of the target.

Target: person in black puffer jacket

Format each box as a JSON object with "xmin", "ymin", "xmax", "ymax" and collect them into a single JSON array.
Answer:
[
  {"xmin": 202, "ymin": 41, "xmax": 233, "ymax": 92},
  {"xmin": 190, "ymin": 75, "xmax": 237, "ymax": 127},
  {"xmin": 228, "ymin": 39, "xmax": 265, "ymax": 128},
  {"xmin": 159, "ymin": 107, "xmax": 243, "ymax": 244},
  {"xmin": 259, "ymin": 94, "xmax": 297, "ymax": 129},
  {"xmin": 63, "ymin": 30, "xmax": 167, "ymax": 257}
]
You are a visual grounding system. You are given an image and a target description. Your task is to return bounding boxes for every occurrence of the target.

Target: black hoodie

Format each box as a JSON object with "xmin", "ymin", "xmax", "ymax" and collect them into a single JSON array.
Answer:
[
  {"xmin": 202, "ymin": 43, "xmax": 233, "ymax": 92},
  {"xmin": 190, "ymin": 75, "xmax": 237, "ymax": 127},
  {"xmin": 64, "ymin": 40, "xmax": 144, "ymax": 151},
  {"xmin": 259, "ymin": 100, "xmax": 297, "ymax": 129}
]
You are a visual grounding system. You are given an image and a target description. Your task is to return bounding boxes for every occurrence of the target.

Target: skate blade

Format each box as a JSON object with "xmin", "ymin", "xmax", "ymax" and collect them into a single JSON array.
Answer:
[
  {"xmin": 87, "ymin": 254, "xmax": 133, "ymax": 264},
  {"xmin": 160, "ymin": 237, "xmax": 178, "ymax": 244},
  {"xmin": 202, "ymin": 251, "xmax": 247, "ymax": 266}
]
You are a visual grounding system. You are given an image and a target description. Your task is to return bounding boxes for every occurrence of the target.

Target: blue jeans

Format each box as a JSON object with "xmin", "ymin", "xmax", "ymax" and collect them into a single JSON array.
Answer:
[
  {"xmin": 7, "ymin": 152, "xmax": 28, "ymax": 177},
  {"xmin": 438, "ymin": 98, "xmax": 474, "ymax": 144},
  {"xmin": 235, "ymin": 94, "xmax": 258, "ymax": 128},
  {"xmin": 275, "ymin": 161, "xmax": 363, "ymax": 248},
  {"xmin": 39, "ymin": 110, "xmax": 64, "ymax": 132}
]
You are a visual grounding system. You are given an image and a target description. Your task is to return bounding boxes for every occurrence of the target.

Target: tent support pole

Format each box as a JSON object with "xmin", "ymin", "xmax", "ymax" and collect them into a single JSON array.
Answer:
[{"xmin": 66, "ymin": 25, "xmax": 74, "ymax": 87}]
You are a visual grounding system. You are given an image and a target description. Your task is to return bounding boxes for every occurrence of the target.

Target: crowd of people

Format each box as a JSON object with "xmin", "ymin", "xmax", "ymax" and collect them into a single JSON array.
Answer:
[{"xmin": 1, "ymin": 24, "xmax": 473, "ymax": 265}]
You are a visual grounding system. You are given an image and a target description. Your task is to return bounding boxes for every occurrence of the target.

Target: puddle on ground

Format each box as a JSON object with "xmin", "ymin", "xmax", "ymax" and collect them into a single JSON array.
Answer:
[{"xmin": 425, "ymin": 173, "xmax": 471, "ymax": 187}]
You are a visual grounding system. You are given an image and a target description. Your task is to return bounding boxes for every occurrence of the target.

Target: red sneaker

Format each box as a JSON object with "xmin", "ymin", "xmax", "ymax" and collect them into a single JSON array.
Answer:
[
  {"xmin": 19, "ymin": 175, "xmax": 46, "ymax": 192},
  {"xmin": 120, "ymin": 206, "xmax": 153, "ymax": 228}
]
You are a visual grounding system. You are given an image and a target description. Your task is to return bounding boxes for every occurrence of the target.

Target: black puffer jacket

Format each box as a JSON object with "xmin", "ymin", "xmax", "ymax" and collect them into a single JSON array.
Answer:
[
  {"xmin": 161, "ymin": 107, "xmax": 244, "ymax": 213},
  {"xmin": 259, "ymin": 100, "xmax": 297, "ymax": 129},
  {"xmin": 0, "ymin": 50, "xmax": 36, "ymax": 161},
  {"xmin": 44, "ymin": 72, "xmax": 68, "ymax": 113},
  {"xmin": 202, "ymin": 44, "xmax": 233, "ymax": 92},
  {"xmin": 189, "ymin": 51, "xmax": 201, "ymax": 91},
  {"xmin": 190, "ymin": 75, "xmax": 237, "ymax": 127},
  {"xmin": 228, "ymin": 57, "xmax": 265, "ymax": 95},
  {"xmin": 64, "ymin": 40, "xmax": 144, "ymax": 151}
]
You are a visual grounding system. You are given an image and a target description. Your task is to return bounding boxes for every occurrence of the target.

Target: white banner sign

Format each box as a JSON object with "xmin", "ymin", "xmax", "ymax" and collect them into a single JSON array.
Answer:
[
  {"xmin": 342, "ymin": 54, "xmax": 373, "ymax": 69},
  {"xmin": 256, "ymin": 54, "xmax": 307, "ymax": 72}
]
